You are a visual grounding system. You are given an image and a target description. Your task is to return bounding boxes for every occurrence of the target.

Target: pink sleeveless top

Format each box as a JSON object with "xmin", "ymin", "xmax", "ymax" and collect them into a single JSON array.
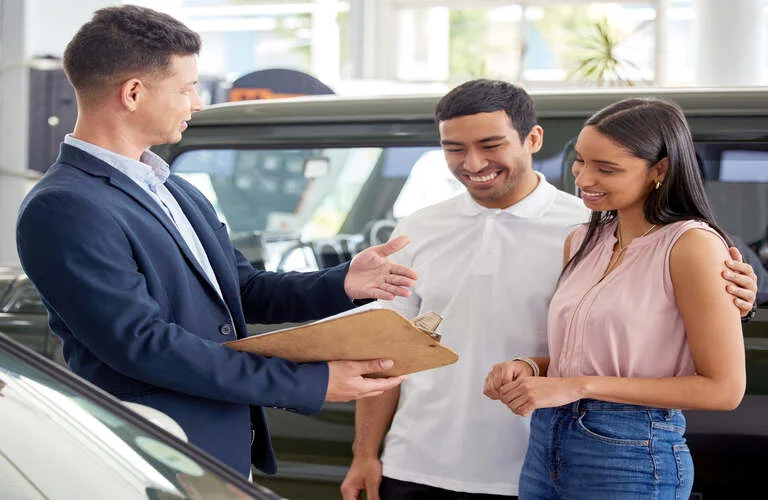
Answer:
[{"xmin": 547, "ymin": 219, "xmax": 726, "ymax": 378}]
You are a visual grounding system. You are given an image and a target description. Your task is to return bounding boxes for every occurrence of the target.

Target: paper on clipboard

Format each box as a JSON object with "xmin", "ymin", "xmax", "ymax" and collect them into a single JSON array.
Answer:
[{"xmin": 223, "ymin": 307, "xmax": 458, "ymax": 377}]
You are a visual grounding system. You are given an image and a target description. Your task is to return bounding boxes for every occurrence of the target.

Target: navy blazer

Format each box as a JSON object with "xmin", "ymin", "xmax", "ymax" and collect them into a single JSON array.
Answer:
[{"xmin": 16, "ymin": 144, "xmax": 354, "ymax": 476}]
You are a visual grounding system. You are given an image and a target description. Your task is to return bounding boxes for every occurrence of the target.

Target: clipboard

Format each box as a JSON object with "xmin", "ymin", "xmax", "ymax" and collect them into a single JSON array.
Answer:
[{"xmin": 224, "ymin": 309, "xmax": 459, "ymax": 377}]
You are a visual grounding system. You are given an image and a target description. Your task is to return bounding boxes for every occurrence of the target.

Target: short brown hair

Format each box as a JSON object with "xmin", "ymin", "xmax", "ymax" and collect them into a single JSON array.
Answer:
[{"xmin": 63, "ymin": 5, "xmax": 201, "ymax": 102}]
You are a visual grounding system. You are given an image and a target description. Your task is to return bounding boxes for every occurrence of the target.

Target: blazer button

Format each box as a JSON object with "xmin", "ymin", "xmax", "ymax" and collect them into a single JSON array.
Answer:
[{"xmin": 219, "ymin": 323, "xmax": 233, "ymax": 335}]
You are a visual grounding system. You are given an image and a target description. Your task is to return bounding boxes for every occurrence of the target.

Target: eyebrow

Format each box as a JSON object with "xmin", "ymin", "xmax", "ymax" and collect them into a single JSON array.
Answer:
[
  {"xmin": 441, "ymin": 136, "xmax": 507, "ymax": 146},
  {"xmin": 478, "ymin": 136, "xmax": 506, "ymax": 143},
  {"xmin": 573, "ymin": 148, "xmax": 621, "ymax": 167},
  {"xmin": 594, "ymin": 160, "xmax": 621, "ymax": 167}
]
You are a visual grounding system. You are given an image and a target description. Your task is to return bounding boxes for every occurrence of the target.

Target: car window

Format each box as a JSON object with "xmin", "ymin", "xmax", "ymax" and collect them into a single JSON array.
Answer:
[
  {"xmin": 0, "ymin": 344, "xmax": 267, "ymax": 500},
  {"xmin": 698, "ymin": 144, "xmax": 768, "ymax": 245},
  {"xmin": 173, "ymin": 147, "xmax": 381, "ymax": 240},
  {"xmin": 697, "ymin": 143, "xmax": 768, "ymax": 396},
  {"xmin": 172, "ymin": 144, "xmax": 564, "ymax": 272},
  {"xmin": 391, "ymin": 149, "xmax": 464, "ymax": 218},
  {"xmin": 699, "ymin": 143, "xmax": 768, "ymax": 308}
]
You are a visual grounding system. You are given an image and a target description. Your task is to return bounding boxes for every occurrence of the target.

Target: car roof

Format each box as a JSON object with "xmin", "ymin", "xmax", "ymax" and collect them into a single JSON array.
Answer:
[{"xmin": 188, "ymin": 87, "xmax": 768, "ymax": 126}]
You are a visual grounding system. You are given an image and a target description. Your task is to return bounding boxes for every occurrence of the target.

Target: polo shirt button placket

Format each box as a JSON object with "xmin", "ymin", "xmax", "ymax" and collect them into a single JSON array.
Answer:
[{"xmin": 483, "ymin": 215, "xmax": 495, "ymax": 255}]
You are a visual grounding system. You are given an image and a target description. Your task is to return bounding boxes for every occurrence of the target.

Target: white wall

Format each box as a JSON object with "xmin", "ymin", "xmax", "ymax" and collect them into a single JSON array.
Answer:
[
  {"xmin": 695, "ymin": 0, "xmax": 765, "ymax": 86},
  {"xmin": 0, "ymin": 0, "xmax": 116, "ymax": 266},
  {"xmin": 0, "ymin": 0, "xmax": 32, "ymax": 267},
  {"xmin": 25, "ymin": 0, "xmax": 119, "ymax": 58}
]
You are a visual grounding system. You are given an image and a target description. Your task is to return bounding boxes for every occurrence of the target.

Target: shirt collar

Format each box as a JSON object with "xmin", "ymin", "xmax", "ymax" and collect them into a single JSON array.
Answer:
[
  {"xmin": 64, "ymin": 134, "xmax": 170, "ymax": 189},
  {"xmin": 457, "ymin": 171, "xmax": 557, "ymax": 219}
]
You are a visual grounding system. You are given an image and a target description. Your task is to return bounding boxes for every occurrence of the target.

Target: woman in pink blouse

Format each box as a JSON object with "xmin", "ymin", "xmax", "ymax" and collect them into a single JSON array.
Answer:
[{"xmin": 484, "ymin": 98, "xmax": 746, "ymax": 499}]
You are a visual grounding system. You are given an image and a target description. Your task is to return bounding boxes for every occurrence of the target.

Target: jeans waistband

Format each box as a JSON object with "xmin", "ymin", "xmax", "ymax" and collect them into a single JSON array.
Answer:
[{"xmin": 562, "ymin": 399, "xmax": 682, "ymax": 418}]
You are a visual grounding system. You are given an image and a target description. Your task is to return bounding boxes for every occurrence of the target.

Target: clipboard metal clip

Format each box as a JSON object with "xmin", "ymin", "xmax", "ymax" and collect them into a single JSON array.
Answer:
[{"xmin": 412, "ymin": 312, "xmax": 443, "ymax": 342}]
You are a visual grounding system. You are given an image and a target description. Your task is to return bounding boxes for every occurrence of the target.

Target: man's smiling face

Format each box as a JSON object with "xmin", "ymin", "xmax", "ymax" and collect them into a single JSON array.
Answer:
[{"xmin": 439, "ymin": 110, "xmax": 542, "ymax": 209}]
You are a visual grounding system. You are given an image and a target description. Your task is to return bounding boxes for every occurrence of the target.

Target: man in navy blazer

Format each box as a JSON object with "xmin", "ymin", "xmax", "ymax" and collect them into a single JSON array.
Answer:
[{"xmin": 16, "ymin": 5, "xmax": 414, "ymax": 478}]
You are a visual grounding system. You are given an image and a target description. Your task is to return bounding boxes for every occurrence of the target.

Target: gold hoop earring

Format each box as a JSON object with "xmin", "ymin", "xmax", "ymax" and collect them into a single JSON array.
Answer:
[{"xmin": 655, "ymin": 180, "xmax": 661, "ymax": 190}]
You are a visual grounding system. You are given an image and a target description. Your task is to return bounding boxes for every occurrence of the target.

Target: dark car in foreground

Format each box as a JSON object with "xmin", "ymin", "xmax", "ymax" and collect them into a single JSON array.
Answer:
[
  {"xmin": 9, "ymin": 88, "xmax": 768, "ymax": 498},
  {"xmin": 0, "ymin": 331, "xmax": 279, "ymax": 499}
]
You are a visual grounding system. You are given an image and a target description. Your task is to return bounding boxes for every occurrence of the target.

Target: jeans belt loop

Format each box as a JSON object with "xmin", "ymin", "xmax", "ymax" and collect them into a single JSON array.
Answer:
[{"xmin": 572, "ymin": 399, "xmax": 583, "ymax": 415}]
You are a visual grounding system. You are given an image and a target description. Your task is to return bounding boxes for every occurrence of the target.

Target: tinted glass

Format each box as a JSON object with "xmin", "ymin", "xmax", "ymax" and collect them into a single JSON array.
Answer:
[
  {"xmin": 172, "ymin": 145, "xmax": 563, "ymax": 273},
  {"xmin": 698, "ymin": 144, "xmax": 768, "ymax": 245}
]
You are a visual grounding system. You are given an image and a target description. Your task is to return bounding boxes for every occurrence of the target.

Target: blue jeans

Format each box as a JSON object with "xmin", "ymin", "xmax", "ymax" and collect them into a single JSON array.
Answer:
[{"xmin": 519, "ymin": 399, "xmax": 693, "ymax": 500}]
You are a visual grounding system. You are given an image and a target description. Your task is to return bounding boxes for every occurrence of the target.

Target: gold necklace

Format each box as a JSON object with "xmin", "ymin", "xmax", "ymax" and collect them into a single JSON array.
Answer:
[
  {"xmin": 606, "ymin": 222, "xmax": 657, "ymax": 276},
  {"xmin": 617, "ymin": 222, "xmax": 657, "ymax": 252}
]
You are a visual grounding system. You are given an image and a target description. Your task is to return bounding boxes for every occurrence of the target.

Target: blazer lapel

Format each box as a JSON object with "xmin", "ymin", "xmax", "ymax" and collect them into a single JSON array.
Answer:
[
  {"xmin": 57, "ymin": 144, "xmax": 214, "ymax": 293},
  {"xmin": 164, "ymin": 178, "xmax": 243, "ymax": 321}
]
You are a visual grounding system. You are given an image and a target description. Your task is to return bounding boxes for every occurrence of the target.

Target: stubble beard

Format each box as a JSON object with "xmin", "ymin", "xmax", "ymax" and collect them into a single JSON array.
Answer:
[{"xmin": 469, "ymin": 168, "xmax": 522, "ymax": 207}]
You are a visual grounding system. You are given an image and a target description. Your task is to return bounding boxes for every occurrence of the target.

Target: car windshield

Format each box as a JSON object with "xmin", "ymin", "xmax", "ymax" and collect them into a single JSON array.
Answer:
[
  {"xmin": 172, "ymin": 146, "xmax": 463, "ymax": 240},
  {"xmin": 171, "ymin": 145, "xmax": 563, "ymax": 273},
  {"xmin": 0, "ymin": 339, "xmax": 267, "ymax": 500}
]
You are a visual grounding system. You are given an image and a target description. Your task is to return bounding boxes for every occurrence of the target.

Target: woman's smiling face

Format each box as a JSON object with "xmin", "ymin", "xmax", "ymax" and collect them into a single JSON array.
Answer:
[{"xmin": 572, "ymin": 125, "xmax": 663, "ymax": 213}]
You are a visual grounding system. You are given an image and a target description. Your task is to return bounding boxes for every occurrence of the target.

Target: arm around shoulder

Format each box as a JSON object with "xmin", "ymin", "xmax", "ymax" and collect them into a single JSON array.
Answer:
[{"xmin": 670, "ymin": 227, "xmax": 746, "ymax": 410}]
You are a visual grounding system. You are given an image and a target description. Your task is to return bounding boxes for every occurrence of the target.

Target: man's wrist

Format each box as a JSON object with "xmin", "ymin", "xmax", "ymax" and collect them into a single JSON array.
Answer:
[
  {"xmin": 742, "ymin": 302, "xmax": 758, "ymax": 323},
  {"xmin": 351, "ymin": 443, "xmax": 380, "ymax": 458}
]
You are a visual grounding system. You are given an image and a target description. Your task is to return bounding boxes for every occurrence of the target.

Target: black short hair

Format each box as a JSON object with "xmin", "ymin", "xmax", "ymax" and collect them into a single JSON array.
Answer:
[
  {"xmin": 63, "ymin": 5, "xmax": 201, "ymax": 102},
  {"xmin": 434, "ymin": 79, "xmax": 538, "ymax": 142}
]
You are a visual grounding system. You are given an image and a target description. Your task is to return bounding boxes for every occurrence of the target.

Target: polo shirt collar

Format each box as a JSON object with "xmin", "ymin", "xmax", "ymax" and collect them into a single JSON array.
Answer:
[{"xmin": 457, "ymin": 171, "xmax": 557, "ymax": 219}]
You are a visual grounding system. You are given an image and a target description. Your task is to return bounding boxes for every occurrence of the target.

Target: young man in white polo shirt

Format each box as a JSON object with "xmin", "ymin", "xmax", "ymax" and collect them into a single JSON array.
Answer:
[{"xmin": 341, "ymin": 79, "xmax": 758, "ymax": 499}]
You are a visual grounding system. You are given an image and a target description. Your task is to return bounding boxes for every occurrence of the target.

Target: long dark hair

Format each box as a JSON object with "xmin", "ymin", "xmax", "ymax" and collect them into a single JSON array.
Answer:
[{"xmin": 563, "ymin": 97, "xmax": 729, "ymax": 276}]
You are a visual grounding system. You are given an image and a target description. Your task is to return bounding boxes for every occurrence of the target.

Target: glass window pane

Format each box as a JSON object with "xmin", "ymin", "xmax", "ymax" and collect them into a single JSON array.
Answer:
[
  {"xmin": 524, "ymin": 3, "xmax": 656, "ymax": 85},
  {"xmin": 174, "ymin": 147, "xmax": 381, "ymax": 239}
]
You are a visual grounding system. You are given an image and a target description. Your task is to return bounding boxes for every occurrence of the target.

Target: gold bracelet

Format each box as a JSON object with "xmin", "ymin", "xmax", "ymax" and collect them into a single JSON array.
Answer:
[{"xmin": 514, "ymin": 357, "xmax": 540, "ymax": 377}]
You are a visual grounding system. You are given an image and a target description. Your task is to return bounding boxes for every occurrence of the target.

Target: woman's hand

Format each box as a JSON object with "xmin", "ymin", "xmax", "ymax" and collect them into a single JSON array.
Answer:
[
  {"xmin": 483, "ymin": 360, "xmax": 535, "ymax": 400},
  {"xmin": 499, "ymin": 376, "xmax": 584, "ymax": 417}
]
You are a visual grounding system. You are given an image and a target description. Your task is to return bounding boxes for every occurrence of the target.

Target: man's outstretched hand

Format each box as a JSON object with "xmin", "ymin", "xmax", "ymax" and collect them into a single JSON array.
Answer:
[
  {"xmin": 326, "ymin": 359, "xmax": 406, "ymax": 402},
  {"xmin": 344, "ymin": 235, "xmax": 418, "ymax": 300}
]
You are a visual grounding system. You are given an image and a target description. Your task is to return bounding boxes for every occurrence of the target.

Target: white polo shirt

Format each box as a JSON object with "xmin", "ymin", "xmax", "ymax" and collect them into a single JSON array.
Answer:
[{"xmin": 379, "ymin": 173, "xmax": 588, "ymax": 495}]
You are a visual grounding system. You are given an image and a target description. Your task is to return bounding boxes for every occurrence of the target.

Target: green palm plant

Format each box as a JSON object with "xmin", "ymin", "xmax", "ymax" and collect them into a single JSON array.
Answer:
[{"xmin": 568, "ymin": 17, "xmax": 644, "ymax": 86}]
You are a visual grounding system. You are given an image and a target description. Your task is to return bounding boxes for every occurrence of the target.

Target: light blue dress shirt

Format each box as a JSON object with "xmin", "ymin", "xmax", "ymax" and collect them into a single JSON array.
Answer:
[{"xmin": 63, "ymin": 135, "xmax": 226, "ymax": 302}]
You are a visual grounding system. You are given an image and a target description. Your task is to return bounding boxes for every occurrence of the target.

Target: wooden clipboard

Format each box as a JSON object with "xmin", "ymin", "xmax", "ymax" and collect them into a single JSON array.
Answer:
[{"xmin": 224, "ymin": 309, "xmax": 458, "ymax": 377}]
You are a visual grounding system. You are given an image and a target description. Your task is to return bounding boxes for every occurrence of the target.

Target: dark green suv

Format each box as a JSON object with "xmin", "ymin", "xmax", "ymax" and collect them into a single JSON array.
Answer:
[{"xmin": 8, "ymin": 88, "xmax": 768, "ymax": 499}]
